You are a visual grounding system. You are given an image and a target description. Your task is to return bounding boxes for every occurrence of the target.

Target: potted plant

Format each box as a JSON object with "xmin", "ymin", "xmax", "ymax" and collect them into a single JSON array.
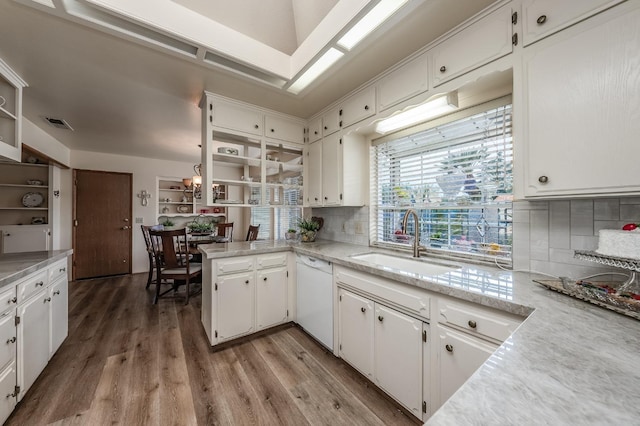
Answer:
[
  {"xmin": 285, "ymin": 228, "xmax": 298, "ymax": 241},
  {"xmin": 160, "ymin": 218, "xmax": 175, "ymax": 230},
  {"xmin": 298, "ymin": 218, "xmax": 321, "ymax": 242},
  {"xmin": 188, "ymin": 217, "xmax": 214, "ymax": 235}
]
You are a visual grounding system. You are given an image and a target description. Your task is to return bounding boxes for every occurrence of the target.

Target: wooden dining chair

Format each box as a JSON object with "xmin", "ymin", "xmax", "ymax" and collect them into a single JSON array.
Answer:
[
  {"xmin": 216, "ymin": 222, "xmax": 234, "ymax": 242},
  {"xmin": 140, "ymin": 225, "xmax": 155, "ymax": 289},
  {"xmin": 246, "ymin": 224, "xmax": 260, "ymax": 241},
  {"xmin": 148, "ymin": 228, "xmax": 202, "ymax": 304}
]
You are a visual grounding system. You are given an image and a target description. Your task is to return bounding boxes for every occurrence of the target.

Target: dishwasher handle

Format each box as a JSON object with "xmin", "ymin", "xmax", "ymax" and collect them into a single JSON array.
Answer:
[{"xmin": 297, "ymin": 254, "xmax": 332, "ymax": 272}]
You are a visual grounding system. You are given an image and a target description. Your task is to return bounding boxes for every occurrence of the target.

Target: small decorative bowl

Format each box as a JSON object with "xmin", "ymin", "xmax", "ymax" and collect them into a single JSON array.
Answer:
[{"xmin": 27, "ymin": 179, "xmax": 44, "ymax": 186}]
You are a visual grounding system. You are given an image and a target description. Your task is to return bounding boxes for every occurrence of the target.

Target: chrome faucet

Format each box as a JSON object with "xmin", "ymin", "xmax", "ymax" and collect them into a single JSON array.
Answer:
[{"xmin": 402, "ymin": 209, "xmax": 427, "ymax": 258}]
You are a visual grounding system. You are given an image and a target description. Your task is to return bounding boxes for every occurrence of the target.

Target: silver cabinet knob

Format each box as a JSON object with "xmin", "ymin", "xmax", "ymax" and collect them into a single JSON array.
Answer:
[
  {"xmin": 440, "ymin": 65, "xmax": 446, "ymax": 73},
  {"xmin": 468, "ymin": 320, "xmax": 477, "ymax": 329},
  {"xmin": 36, "ymin": 281, "xmax": 44, "ymax": 287},
  {"xmin": 360, "ymin": 307, "xmax": 366, "ymax": 313},
  {"xmin": 537, "ymin": 15, "xmax": 547, "ymax": 25},
  {"xmin": 6, "ymin": 337, "xmax": 16, "ymax": 344},
  {"xmin": 538, "ymin": 175, "xmax": 549, "ymax": 184},
  {"xmin": 445, "ymin": 344, "xmax": 454, "ymax": 353},
  {"xmin": 378, "ymin": 315, "xmax": 384, "ymax": 322}
]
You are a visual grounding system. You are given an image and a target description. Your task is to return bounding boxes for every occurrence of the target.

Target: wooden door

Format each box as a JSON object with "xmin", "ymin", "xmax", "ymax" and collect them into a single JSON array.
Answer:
[{"xmin": 73, "ymin": 170, "xmax": 132, "ymax": 279}]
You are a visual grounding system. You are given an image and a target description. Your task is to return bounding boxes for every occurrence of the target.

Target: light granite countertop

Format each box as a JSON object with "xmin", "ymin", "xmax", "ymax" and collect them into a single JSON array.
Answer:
[
  {"xmin": 200, "ymin": 240, "xmax": 640, "ymax": 424},
  {"xmin": 0, "ymin": 250, "xmax": 73, "ymax": 289}
]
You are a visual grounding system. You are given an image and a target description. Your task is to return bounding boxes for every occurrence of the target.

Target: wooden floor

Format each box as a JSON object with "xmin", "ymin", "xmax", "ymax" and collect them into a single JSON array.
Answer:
[{"xmin": 6, "ymin": 273, "xmax": 420, "ymax": 426}]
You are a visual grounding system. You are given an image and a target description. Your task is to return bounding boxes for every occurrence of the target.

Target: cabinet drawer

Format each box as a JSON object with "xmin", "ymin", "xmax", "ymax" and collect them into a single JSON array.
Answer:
[
  {"xmin": 16, "ymin": 270, "xmax": 47, "ymax": 303},
  {"xmin": 431, "ymin": 5, "xmax": 513, "ymax": 87},
  {"xmin": 0, "ymin": 313, "xmax": 15, "ymax": 371},
  {"xmin": 438, "ymin": 299, "xmax": 522, "ymax": 343},
  {"xmin": 256, "ymin": 253, "xmax": 288, "ymax": 270},
  {"xmin": 335, "ymin": 266, "xmax": 430, "ymax": 320},
  {"xmin": 215, "ymin": 256, "xmax": 254, "ymax": 276},
  {"xmin": 522, "ymin": 0, "xmax": 624, "ymax": 46},
  {"xmin": 49, "ymin": 259, "xmax": 68, "ymax": 283},
  {"xmin": 0, "ymin": 287, "xmax": 16, "ymax": 315}
]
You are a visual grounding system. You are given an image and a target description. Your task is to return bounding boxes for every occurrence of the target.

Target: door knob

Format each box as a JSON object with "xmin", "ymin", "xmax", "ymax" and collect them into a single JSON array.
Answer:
[{"xmin": 122, "ymin": 226, "xmax": 130, "ymax": 230}]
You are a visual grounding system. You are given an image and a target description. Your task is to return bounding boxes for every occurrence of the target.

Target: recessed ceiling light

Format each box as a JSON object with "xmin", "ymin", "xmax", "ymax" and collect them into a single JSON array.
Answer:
[
  {"xmin": 287, "ymin": 48, "xmax": 344, "ymax": 94},
  {"xmin": 337, "ymin": 0, "xmax": 409, "ymax": 50}
]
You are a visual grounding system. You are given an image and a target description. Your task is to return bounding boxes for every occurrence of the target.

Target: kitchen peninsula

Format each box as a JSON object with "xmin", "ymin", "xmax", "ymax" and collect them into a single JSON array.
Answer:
[{"xmin": 198, "ymin": 240, "xmax": 640, "ymax": 424}]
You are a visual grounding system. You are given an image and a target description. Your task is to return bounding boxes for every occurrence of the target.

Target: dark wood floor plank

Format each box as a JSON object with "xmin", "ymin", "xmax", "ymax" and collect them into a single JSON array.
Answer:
[
  {"xmin": 6, "ymin": 273, "xmax": 423, "ymax": 426},
  {"xmin": 287, "ymin": 327, "xmax": 420, "ymax": 425},
  {"xmin": 234, "ymin": 340, "xmax": 310, "ymax": 426}
]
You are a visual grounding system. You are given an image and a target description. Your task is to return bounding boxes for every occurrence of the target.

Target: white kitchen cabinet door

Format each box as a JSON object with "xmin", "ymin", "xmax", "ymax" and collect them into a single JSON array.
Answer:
[
  {"xmin": 256, "ymin": 267, "xmax": 288, "ymax": 331},
  {"xmin": 436, "ymin": 325, "xmax": 496, "ymax": 410},
  {"xmin": 49, "ymin": 277, "xmax": 68, "ymax": 357},
  {"xmin": 377, "ymin": 53, "xmax": 429, "ymax": 112},
  {"xmin": 264, "ymin": 114, "xmax": 305, "ymax": 144},
  {"xmin": 211, "ymin": 99, "xmax": 263, "ymax": 136},
  {"xmin": 521, "ymin": 4, "xmax": 640, "ymax": 197},
  {"xmin": 0, "ymin": 362, "xmax": 17, "ymax": 425},
  {"xmin": 321, "ymin": 133, "xmax": 342, "ymax": 206},
  {"xmin": 0, "ymin": 312, "xmax": 16, "ymax": 372},
  {"xmin": 431, "ymin": 5, "xmax": 513, "ymax": 87},
  {"xmin": 1, "ymin": 228, "xmax": 50, "ymax": 254},
  {"xmin": 17, "ymin": 289, "xmax": 50, "ymax": 400},
  {"xmin": 522, "ymin": 0, "xmax": 624, "ymax": 46},
  {"xmin": 338, "ymin": 289, "xmax": 374, "ymax": 378},
  {"xmin": 322, "ymin": 106, "xmax": 342, "ymax": 137},
  {"xmin": 374, "ymin": 304, "xmax": 423, "ymax": 416},
  {"xmin": 308, "ymin": 117, "xmax": 322, "ymax": 143},
  {"xmin": 341, "ymin": 86, "xmax": 376, "ymax": 128},
  {"xmin": 306, "ymin": 141, "xmax": 323, "ymax": 206},
  {"xmin": 216, "ymin": 272, "xmax": 255, "ymax": 342}
]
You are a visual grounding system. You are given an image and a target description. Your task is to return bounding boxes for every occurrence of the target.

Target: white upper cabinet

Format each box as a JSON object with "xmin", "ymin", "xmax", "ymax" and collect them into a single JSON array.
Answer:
[
  {"xmin": 307, "ymin": 116, "xmax": 322, "ymax": 143},
  {"xmin": 306, "ymin": 140, "xmax": 323, "ymax": 206},
  {"xmin": 264, "ymin": 114, "xmax": 305, "ymax": 144},
  {"xmin": 341, "ymin": 86, "xmax": 376, "ymax": 128},
  {"xmin": 377, "ymin": 53, "xmax": 429, "ymax": 112},
  {"xmin": 521, "ymin": 0, "xmax": 625, "ymax": 46},
  {"xmin": 211, "ymin": 98, "xmax": 262, "ymax": 136},
  {"xmin": 431, "ymin": 5, "xmax": 514, "ymax": 87},
  {"xmin": 520, "ymin": 3, "xmax": 640, "ymax": 198},
  {"xmin": 0, "ymin": 58, "xmax": 27, "ymax": 163},
  {"xmin": 322, "ymin": 105, "xmax": 342, "ymax": 137}
]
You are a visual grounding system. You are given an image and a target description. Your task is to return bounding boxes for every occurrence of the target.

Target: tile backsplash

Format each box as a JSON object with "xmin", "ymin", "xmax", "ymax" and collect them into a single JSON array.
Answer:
[
  {"xmin": 311, "ymin": 206, "xmax": 369, "ymax": 246},
  {"xmin": 513, "ymin": 198, "xmax": 640, "ymax": 280},
  {"xmin": 315, "ymin": 198, "xmax": 640, "ymax": 281}
]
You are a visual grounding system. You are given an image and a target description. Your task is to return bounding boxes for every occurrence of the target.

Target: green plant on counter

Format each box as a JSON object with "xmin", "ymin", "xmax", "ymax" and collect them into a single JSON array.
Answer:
[
  {"xmin": 287, "ymin": 228, "xmax": 297, "ymax": 234},
  {"xmin": 298, "ymin": 218, "xmax": 320, "ymax": 232},
  {"xmin": 188, "ymin": 216, "xmax": 214, "ymax": 233}
]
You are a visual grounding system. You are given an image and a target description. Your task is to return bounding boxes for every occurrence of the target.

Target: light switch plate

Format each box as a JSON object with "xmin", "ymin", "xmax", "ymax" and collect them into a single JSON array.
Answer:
[{"xmin": 135, "ymin": 217, "xmax": 143, "ymax": 224}]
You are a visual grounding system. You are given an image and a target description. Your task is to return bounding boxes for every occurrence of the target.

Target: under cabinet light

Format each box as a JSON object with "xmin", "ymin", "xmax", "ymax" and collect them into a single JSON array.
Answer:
[
  {"xmin": 375, "ymin": 91, "xmax": 459, "ymax": 134},
  {"xmin": 337, "ymin": 0, "xmax": 409, "ymax": 50},
  {"xmin": 287, "ymin": 48, "xmax": 344, "ymax": 94}
]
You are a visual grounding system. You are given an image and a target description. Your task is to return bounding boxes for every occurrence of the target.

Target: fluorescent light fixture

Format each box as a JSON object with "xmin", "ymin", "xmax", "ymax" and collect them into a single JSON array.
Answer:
[
  {"xmin": 337, "ymin": 0, "xmax": 409, "ymax": 50},
  {"xmin": 375, "ymin": 91, "xmax": 459, "ymax": 133},
  {"xmin": 288, "ymin": 48, "xmax": 344, "ymax": 94}
]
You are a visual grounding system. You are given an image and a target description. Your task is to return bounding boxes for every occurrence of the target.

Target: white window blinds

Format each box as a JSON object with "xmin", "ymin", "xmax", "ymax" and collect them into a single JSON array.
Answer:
[{"xmin": 372, "ymin": 101, "xmax": 513, "ymax": 263}]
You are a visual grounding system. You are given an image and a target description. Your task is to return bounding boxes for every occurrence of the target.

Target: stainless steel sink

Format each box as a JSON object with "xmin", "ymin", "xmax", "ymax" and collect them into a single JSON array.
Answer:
[{"xmin": 350, "ymin": 252, "xmax": 459, "ymax": 276}]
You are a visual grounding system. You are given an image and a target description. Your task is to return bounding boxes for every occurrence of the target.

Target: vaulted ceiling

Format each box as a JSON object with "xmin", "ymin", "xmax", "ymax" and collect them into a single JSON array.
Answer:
[{"xmin": 0, "ymin": 0, "xmax": 496, "ymax": 163}]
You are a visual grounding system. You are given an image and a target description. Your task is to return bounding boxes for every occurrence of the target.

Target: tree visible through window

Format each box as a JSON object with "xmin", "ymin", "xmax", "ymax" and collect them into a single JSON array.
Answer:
[{"xmin": 372, "ymin": 102, "xmax": 513, "ymax": 263}]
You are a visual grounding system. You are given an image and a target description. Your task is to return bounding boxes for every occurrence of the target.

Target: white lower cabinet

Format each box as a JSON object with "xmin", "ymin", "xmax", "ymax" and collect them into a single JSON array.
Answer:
[
  {"xmin": 338, "ymin": 289, "xmax": 374, "ymax": 377},
  {"xmin": 338, "ymin": 288, "xmax": 427, "ymax": 418},
  {"xmin": 49, "ymin": 277, "xmax": 68, "ymax": 357},
  {"xmin": 374, "ymin": 304, "xmax": 424, "ymax": 416},
  {"xmin": 17, "ymin": 288, "xmax": 50, "ymax": 401},
  {"xmin": 217, "ymin": 272, "xmax": 255, "ymax": 342},
  {"xmin": 0, "ymin": 362, "xmax": 17, "ymax": 424},
  {"xmin": 0, "ymin": 257, "xmax": 69, "ymax": 420},
  {"xmin": 204, "ymin": 253, "xmax": 291, "ymax": 346},
  {"xmin": 256, "ymin": 267, "xmax": 288, "ymax": 331},
  {"xmin": 436, "ymin": 325, "xmax": 497, "ymax": 409}
]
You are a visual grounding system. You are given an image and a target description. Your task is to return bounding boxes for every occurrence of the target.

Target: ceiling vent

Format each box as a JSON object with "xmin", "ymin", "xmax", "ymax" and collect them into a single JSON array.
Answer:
[{"xmin": 43, "ymin": 117, "xmax": 74, "ymax": 131}]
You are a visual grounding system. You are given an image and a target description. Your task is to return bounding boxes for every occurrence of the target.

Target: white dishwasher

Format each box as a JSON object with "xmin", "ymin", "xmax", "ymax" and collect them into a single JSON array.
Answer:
[{"xmin": 296, "ymin": 254, "xmax": 333, "ymax": 350}]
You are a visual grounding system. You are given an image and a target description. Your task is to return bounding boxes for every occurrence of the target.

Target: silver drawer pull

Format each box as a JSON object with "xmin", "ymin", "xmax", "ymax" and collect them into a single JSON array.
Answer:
[
  {"xmin": 36, "ymin": 281, "xmax": 44, "ymax": 287},
  {"xmin": 53, "ymin": 290, "xmax": 61, "ymax": 296},
  {"xmin": 445, "ymin": 344, "xmax": 454, "ymax": 353},
  {"xmin": 468, "ymin": 320, "xmax": 477, "ymax": 329},
  {"xmin": 59, "ymin": 267, "xmax": 66, "ymax": 272},
  {"xmin": 8, "ymin": 297, "xmax": 16, "ymax": 304},
  {"xmin": 6, "ymin": 337, "xmax": 15, "ymax": 344}
]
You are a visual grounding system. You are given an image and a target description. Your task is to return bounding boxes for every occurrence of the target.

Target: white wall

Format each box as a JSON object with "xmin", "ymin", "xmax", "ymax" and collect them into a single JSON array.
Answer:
[{"xmin": 68, "ymin": 149, "xmax": 243, "ymax": 274}]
